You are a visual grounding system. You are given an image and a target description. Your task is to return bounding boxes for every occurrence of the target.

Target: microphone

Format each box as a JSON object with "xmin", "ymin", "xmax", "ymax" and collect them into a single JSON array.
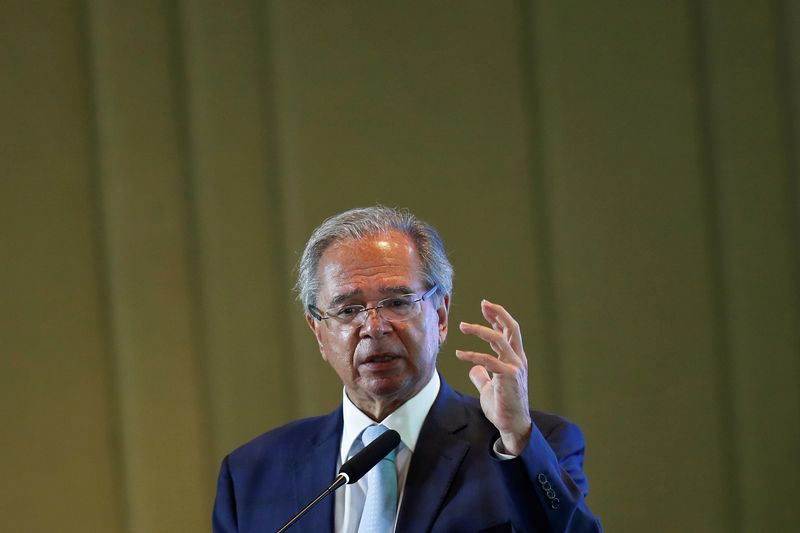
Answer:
[
  {"xmin": 276, "ymin": 428, "xmax": 401, "ymax": 533},
  {"xmin": 339, "ymin": 428, "xmax": 401, "ymax": 484}
]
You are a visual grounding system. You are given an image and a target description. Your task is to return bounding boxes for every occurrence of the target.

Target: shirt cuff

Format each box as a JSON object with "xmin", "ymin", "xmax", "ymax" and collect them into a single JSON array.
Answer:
[{"xmin": 492, "ymin": 437, "xmax": 517, "ymax": 460}]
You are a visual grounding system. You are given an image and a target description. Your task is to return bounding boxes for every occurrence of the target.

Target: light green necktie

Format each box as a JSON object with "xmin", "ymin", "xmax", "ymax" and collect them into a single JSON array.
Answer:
[{"xmin": 357, "ymin": 425, "xmax": 398, "ymax": 533}]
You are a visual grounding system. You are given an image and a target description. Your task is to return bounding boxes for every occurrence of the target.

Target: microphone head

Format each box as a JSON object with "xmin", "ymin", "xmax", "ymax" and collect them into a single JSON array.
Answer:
[{"xmin": 338, "ymin": 428, "xmax": 400, "ymax": 484}]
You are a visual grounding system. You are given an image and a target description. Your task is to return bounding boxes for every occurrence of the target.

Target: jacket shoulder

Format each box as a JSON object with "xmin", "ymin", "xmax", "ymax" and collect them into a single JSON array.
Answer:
[
  {"xmin": 446, "ymin": 386, "xmax": 586, "ymax": 449},
  {"xmin": 225, "ymin": 409, "xmax": 342, "ymax": 471}
]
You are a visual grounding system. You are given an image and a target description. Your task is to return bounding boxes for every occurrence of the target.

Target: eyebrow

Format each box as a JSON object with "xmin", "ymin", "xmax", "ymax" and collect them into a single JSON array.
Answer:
[{"xmin": 328, "ymin": 286, "xmax": 415, "ymax": 307}]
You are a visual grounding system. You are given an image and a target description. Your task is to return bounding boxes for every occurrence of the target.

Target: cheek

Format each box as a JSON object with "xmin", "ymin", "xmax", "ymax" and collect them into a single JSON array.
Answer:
[
  {"xmin": 408, "ymin": 316, "xmax": 441, "ymax": 355},
  {"xmin": 320, "ymin": 328, "xmax": 358, "ymax": 359}
]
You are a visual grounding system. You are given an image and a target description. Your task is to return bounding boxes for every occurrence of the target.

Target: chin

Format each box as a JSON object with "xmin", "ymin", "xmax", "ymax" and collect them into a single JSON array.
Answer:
[{"xmin": 363, "ymin": 373, "xmax": 416, "ymax": 398}]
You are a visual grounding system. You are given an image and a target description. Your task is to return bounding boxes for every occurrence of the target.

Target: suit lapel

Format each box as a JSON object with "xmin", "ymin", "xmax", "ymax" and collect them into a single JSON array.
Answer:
[
  {"xmin": 396, "ymin": 380, "xmax": 470, "ymax": 532},
  {"xmin": 290, "ymin": 408, "xmax": 342, "ymax": 533}
]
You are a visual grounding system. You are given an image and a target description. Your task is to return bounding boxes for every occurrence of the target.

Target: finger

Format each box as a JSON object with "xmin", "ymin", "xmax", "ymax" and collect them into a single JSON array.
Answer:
[
  {"xmin": 481, "ymin": 300, "xmax": 524, "ymax": 355},
  {"xmin": 486, "ymin": 306, "xmax": 501, "ymax": 332},
  {"xmin": 459, "ymin": 321, "xmax": 519, "ymax": 363},
  {"xmin": 456, "ymin": 349, "xmax": 515, "ymax": 374},
  {"xmin": 481, "ymin": 300, "xmax": 519, "ymax": 338},
  {"xmin": 468, "ymin": 365, "xmax": 491, "ymax": 392},
  {"xmin": 459, "ymin": 321, "xmax": 503, "ymax": 344}
]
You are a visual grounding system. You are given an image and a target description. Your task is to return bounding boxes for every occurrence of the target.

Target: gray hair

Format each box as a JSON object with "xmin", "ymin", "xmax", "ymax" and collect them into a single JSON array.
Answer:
[{"xmin": 295, "ymin": 206, "xmax": 453, "ymax": 311}]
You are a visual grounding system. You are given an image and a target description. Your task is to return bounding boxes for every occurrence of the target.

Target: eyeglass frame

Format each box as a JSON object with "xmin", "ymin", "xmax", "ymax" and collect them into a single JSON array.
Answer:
[{"xmin": 307, "ymin": 284, "xmax": 440, "ymax": 325}]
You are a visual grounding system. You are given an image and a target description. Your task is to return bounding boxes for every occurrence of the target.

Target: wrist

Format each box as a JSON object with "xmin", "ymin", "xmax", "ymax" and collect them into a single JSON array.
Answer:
[{"xmin": 499, "ymin": 423, "xmax": 532, "ymax": 456}]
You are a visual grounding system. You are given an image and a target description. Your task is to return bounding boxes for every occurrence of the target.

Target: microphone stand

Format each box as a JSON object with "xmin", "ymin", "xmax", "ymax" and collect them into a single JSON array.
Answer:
[
  {"xmin": 274, "ymin": 428, "xmax": 399, "ymax": 532},
  {"xmin": 275, "ymin": 473, "xmax": 349, "ymax": 533}
]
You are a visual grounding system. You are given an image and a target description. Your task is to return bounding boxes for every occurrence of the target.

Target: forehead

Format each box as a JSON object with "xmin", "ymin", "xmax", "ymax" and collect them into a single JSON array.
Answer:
[{"xmin": 316, "ymin": 231, "xmax": 424, "ymax": 299}]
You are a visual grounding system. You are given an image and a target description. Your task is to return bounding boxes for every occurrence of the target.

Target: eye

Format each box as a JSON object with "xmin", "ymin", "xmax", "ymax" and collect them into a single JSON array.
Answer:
[
  {"xmin": 335, "ymin": 305, "xmax": 363, "ymax": 317},
  {"xmin": 383, "ymin": 298, "xmax": 412, "ymax": 309}
]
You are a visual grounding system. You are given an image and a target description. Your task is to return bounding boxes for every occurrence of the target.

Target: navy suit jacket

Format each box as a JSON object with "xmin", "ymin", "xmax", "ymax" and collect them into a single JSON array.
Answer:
[{"xmin": 213, "ymin": 378, "xmax": 601, "ymax": 532}]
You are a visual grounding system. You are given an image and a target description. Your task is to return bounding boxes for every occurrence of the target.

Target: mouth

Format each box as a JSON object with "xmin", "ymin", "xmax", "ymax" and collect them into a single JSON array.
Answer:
[
  {"xmin": 363, "ymin": 353, "xmax": 399, "ymax": 364},
  {"xmin": 359, "ymin": 352, "xmax": 404, "ymax": 372}
]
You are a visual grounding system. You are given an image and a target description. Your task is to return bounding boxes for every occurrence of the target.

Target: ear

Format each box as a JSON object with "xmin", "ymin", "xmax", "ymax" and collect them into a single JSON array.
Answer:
[
  {"xmin": 436, "ymin": 293, "xmax": 451, "ymax": 344},
  {"xmin": 305, "ymin": 313, "xmax": 327, "ymax": 360}
]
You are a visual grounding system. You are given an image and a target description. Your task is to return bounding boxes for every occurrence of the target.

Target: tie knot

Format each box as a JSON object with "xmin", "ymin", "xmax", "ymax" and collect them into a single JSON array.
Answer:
[
  {"xmin": 362, "ymin": 424, "xmax": 388, "ymax": 445},
  {"xmin": 361, "ymin": 425, "xmax": 396, "ymax": 461}
]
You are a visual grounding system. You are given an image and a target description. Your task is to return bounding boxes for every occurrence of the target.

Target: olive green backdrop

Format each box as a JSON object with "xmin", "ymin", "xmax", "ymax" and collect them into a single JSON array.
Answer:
[{"xmin": 2, "ymin": 1, "xmax": 798, "ymax": 532}]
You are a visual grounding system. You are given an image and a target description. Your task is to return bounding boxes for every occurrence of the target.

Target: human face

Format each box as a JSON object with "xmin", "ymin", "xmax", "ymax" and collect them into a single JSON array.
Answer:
[{"xmin": 305, "ymin": 230, "xmax": 449, "ymax": 420}]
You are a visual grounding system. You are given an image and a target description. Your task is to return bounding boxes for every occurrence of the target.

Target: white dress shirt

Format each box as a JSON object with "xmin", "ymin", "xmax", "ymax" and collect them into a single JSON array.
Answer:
[{"xmin": 334, "ymin": 372, "xmax": 440, "ymax": 533}]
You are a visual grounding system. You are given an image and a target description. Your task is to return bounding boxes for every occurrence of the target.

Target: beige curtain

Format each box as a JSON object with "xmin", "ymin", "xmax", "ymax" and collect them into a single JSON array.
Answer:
[{"xmin": 2, "ymin": 1, "xmax": 798, "ymax": 531}]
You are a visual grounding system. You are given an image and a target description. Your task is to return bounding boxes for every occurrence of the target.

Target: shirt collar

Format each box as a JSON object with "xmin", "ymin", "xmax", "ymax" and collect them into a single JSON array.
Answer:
[{"xmin": 340, "ymin": 371, "xmax": 440, "ymax": 463}]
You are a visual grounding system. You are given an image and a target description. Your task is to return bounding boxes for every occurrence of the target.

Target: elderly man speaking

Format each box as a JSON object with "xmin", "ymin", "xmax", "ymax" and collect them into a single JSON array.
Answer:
[{"xmin": 213, "ymin": 206, "xmax": 601, "ymax": 532}]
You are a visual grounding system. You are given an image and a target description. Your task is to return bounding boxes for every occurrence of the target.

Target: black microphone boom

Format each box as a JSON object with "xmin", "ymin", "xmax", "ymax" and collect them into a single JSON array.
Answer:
[
  {"xmin": 275, "ymin": 428, "xmax": 401, "ymax": 533},
  {"xmin": 339, "ymin": 428, "xmax": 401, "ymax": 484}
]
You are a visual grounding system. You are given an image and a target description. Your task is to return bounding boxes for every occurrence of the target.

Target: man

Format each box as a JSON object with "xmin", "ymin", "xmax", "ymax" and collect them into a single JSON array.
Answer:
[{"xmin": 213, "ymin": 206, "xmax": 601, "ymax": 532}]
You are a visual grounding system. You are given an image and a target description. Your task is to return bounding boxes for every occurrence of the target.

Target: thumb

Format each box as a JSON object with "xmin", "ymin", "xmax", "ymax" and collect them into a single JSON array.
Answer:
[{"xmin": 468, "ymin": 365, "xmax": 491, "ymax": 392}]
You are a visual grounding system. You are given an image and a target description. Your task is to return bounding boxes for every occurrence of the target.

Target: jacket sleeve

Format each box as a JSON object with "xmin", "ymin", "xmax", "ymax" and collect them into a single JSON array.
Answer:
[
  {"xmin": 212, "ymin": 455, "xmax": 238, "ymax": 533},
  {"xmin": 496, "ymin": 420, "xmax": 602, "ymax": 532}
]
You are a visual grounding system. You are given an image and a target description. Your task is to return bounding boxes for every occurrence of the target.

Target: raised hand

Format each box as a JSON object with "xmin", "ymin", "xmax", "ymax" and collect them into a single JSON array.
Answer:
[{"xmin": 456, "ymin": 300, "xmax": 532, "ymax": 456}]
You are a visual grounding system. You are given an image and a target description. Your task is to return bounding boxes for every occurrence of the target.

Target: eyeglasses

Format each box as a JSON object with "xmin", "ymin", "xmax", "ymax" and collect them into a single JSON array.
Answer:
[{"xmin": 308, "ymin": 285, "xmax": 439, "ymax": 327}]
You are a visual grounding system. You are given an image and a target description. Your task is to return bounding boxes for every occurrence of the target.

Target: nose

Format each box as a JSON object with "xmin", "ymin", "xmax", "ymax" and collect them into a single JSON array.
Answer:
[{"xmin": 358, "ymin": 307, "xmax": 392, "ymax": 337}]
